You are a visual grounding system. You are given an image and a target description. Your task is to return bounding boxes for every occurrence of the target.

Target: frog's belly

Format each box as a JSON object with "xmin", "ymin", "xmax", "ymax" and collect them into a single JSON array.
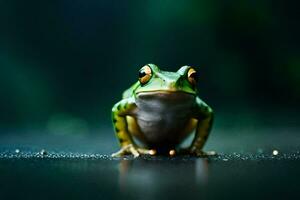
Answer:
[
  {"xmin": 136, "ymin": 114, "xmax": 190, "ymax": 147},
  {"xmin": 134, "ymin": 92, "xmax": 196, "ymax": 148}
]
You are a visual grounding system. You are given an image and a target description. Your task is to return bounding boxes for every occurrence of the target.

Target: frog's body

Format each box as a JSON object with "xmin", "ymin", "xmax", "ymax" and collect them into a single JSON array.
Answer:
[
  {"xmin": 112, "ymin": 64, "xmax": 214, "ymax": 157},
  {"xmin": 130, "ymin": 92, "xmax": 196, "ymax": 150}
]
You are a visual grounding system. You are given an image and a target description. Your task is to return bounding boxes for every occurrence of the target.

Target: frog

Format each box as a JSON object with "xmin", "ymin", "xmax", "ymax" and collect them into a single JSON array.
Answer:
[{"xmin": 111, "ymin": 64, "xmax": 214, "ymax": 157}]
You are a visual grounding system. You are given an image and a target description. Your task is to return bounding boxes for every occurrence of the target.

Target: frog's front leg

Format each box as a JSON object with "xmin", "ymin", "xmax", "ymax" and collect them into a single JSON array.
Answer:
[
  {"xmin": 189, "ymin": 97, "xmax": 215, "ymax": 156},
  {"xmin": 111, "ymin": 98, "xmax": 138, "ymax": 157},
  {"xmin": 111, "ymin": 98, "xmax": 156, "ymax": 158}
]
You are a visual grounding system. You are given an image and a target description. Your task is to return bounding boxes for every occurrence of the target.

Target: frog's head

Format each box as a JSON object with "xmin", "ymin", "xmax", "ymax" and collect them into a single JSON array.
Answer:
[{"xmin": 134, "ymin": 64, "xmax": 198, "ymax": 96}]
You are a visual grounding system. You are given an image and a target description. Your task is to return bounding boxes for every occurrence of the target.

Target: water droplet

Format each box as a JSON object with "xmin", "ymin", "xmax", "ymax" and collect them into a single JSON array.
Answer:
[
  {"xmin": 40, "ymin": 149, "xmax": 47, "ymax": 156},
  {"xmin": 272, "ymin": 150, "xmax": 279, "ymax": 156}
]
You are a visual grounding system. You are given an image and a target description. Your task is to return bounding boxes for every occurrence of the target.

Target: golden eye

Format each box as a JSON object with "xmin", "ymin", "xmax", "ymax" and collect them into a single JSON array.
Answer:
[
  {"xmin": 187, "ymin": 68, "xmax": 198, "ymax": 85},
  {"xmin": 139, "ymin": 65, "xmax": 152, "ymax": 84}
]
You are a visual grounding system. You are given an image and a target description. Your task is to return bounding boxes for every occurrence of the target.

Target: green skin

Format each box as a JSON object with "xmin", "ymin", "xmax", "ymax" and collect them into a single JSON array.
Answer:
[{"xmin": 111, "ymin": 64, "xmax": 214, "ymax": 157}]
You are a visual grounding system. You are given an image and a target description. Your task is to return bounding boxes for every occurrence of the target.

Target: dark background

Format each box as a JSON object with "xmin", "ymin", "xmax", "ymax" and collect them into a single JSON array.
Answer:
[
  {"xmin": 0, "ymin": 0, "xmax": 299, "ymax": 135},
  {"xmin": 0, "ymin": 1, "xmax": 300, "ymax": 200}
]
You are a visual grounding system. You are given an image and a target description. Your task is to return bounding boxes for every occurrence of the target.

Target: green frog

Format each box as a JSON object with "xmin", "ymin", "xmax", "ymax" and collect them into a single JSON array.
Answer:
[{"xmin": 111, "ymin": 64, "xmax": 214, "ymax": 157}]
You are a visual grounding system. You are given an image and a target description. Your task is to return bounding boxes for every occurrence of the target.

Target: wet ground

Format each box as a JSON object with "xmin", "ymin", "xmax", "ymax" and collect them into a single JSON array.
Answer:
[{"xmin": 0, "ymin": 128, "xmax": 299, "ymax": 200}]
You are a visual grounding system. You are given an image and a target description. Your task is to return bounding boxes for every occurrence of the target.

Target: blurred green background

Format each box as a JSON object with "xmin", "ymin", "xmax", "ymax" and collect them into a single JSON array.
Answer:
[{"xmin": 0, "ymin": 0, "xmax": 299, "ymax": 135}]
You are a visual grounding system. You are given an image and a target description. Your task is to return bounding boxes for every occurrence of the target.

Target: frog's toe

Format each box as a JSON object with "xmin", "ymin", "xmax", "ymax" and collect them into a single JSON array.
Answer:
[
  {"xmin": 192, "ymin": 150, "xmax": 217, "ymax": 157},
  {"xmin": 111, "ymin": 144, "xmax": 140, "ymax": 158},
  {"xmin": 137, "ymin": 148, "xmax": 157, "ymax": 156},
  {"xmin": 128, "ymin": 145, "xmax": 140, "ymax": 158},
  {"xmin": 169, "ymin": 149, "xmax": 176, "ymax": 156},
  {"xmin": 111, "ymin": 149, "xmax": 125, "ymax": 157},
  {"xmin": 205, "ymin": 150, "xmax": 217, "ymax": 156}
]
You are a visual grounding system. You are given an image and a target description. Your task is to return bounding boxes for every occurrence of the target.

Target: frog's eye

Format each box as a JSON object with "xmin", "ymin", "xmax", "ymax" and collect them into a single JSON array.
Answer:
[
  {"xmin": 139, "ymin": 65, "xmax": 152, "ymax": 85},
  {"xmin": 187, "ymin": 68, "xmax": 198, "ymax": 86}
]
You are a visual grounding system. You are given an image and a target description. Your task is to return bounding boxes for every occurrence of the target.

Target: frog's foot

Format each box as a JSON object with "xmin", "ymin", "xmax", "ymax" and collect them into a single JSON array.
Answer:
[
  {"xmin": 111, "ymin": 144, "xmax": 140, "ymax": 158},
  {"xmin": 111, "ymin": 144, "xmax": 156, "ymax": 158},
  {"xmin": 179, "ymin": 148, "xmax": 217, "ymax": 157}
]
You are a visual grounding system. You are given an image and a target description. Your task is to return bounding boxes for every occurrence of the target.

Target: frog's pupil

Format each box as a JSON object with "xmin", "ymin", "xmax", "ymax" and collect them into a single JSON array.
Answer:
[
  {"xmin": 190, "ymin": 72, "xmax": 198, "ymax": 82},
  {"xmin": 139, "ymin": 70, "xmax": 146, "ymax": 78}
]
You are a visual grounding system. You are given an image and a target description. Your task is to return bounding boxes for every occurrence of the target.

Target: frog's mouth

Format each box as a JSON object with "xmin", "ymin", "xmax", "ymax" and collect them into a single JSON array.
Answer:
[{"xmin": 136, "ymin": 90, "xmax": 195, "ymax": 100}]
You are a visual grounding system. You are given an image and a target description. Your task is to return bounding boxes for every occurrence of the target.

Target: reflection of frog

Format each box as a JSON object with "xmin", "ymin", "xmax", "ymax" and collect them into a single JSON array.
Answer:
[
  {"xmin": 118, "ymin": 158, "xmax": 209, "ymax": 193},
  {"xmin": 111, "ymin": 64, "xmax": 214, "ymax": 157}
]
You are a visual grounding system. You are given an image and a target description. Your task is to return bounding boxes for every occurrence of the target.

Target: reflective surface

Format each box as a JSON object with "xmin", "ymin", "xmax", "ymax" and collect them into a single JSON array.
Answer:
[
  {"xmin": 0, "ymin": 131, "xmax": 299, "ymax": 200},
  {"xmin": 1, "ymin": 154, "xmax": 300, "ymax": 200}
]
